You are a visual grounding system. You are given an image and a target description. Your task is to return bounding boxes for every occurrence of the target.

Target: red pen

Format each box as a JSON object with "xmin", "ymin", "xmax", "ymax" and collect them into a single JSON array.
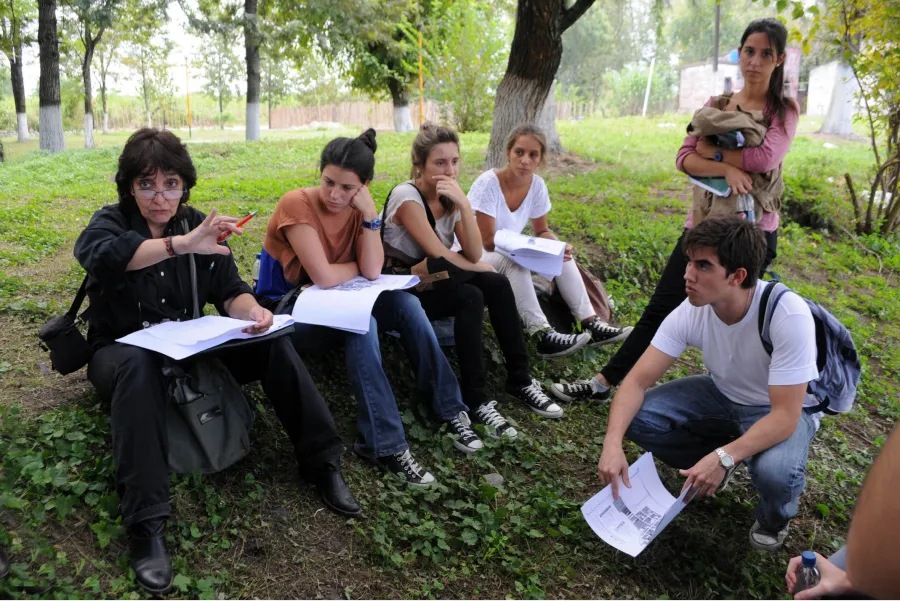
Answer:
[{"xmin": 217, "ymin": 210, "xmax": 258, "ymax": 243}]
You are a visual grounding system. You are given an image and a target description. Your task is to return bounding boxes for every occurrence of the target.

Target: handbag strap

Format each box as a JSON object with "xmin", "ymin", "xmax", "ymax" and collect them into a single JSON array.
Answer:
[
  {"xmin": 66, "ymin": 275, "xmax": 90, "ymax": 320},
  {"xmin": 381, "ymin": 182, "xmax": 436, "ymax": 242},
  {"xmin": 184, "ymin": 219, "xmax": 200, "ymax": 319}
]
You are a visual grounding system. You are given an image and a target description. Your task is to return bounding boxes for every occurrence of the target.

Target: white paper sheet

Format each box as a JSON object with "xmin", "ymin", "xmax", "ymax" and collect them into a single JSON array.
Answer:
[
  {"xmin": 290, "ymin": 274, "xmax": 420, "ymax": 334},
  {"xmin": 580, "ymin": 453, "xmax": 689, "ymax": 557},
  {"xmin": 493, "ymin": 229, "xmax": 566, "ymax": 277},
  {"xmin": 117, "ymin": 314, "xmax": 295, "ymax": 361}
]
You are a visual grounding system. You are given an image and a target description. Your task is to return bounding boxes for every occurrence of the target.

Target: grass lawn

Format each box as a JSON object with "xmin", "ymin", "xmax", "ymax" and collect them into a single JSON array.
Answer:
[{"xmin": 0, "ymin": 115, "xmax": 897, "ymax": 599}]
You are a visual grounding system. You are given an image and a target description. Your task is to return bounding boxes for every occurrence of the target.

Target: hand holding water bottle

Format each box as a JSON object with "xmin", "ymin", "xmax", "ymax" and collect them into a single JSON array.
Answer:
[{"xmin": 785, "ymin": 551, "xmax": 855, "ymax": 600}]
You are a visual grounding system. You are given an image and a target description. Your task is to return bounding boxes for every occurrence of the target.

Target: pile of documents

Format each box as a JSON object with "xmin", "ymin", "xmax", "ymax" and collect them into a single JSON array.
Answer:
[{"xmin": 493, "ymin": 229, "xmax": 566, "ymax": 277}]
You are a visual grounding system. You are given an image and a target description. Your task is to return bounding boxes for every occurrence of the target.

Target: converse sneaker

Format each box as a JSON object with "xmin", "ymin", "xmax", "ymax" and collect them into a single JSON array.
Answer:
[
  {"xmin": 472, "ymin": 401, "xmax": 518, "ymax": 439},
  {"xmin": 536, "ymin": 329, "xmax": 591, "ymax": 358},
  {"xmin": 357, "ymin": 447, "xmax": 436, "ymax": 487},
  {"xmin": 749, "ymin": 520, "xmax": 790, "ymax": 551},
  {"xmin": 446, "ymin": 411, "xmax": 484, "ymax": 454},
  {"xmin": 583, "ymin": 318, "xmax": 633, "ymax": 348},
  {"xmin": 508, "ymin": 379, "xmax": 564, "ymax": 418},
  {"xmin": 550, "ymin": 378, "xmax": 610, "ymax": 402}
]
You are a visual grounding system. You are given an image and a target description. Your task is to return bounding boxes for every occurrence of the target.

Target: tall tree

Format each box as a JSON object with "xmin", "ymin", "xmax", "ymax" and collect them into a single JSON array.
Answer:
[
  {"xmin": 260, "ymin": 41, "xmax": 293, "ymax": 130},
  {"xmin": 0, "ymin": 0, "xmax": 35, "ymax": 141},
  {"xmin": 37, "ymin": 0, "xmax": 65, "ymax": 152},
  {"xmin": 243, "ymin": 0, "xmax": 259, "ymax": 139},
  {"xmin": 485, "ymin": 0, "xmax": 597, "ymax": 168},
  {"xmin": 122, "ymin": 8, "xmax": 171, "ymax": 128},
  {"xmin": 196, "ymin": 26, "xmax": 243, "ymax": 129},
  {"xmin": 94, "ymin": 24, "xmax": 122, "ymax": 133}
]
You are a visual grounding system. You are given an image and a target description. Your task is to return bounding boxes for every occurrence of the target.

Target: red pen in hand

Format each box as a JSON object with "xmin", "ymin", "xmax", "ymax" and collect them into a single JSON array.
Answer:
[{"xmin": 217, "ymin": 210, "xmax": 258, "ymax": 243}]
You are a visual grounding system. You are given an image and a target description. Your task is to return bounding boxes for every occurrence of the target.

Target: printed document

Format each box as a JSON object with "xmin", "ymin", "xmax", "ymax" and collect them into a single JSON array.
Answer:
[
  {"xmin": 581, "ymin": 453, "xmax": 689, "ymax": 557},
  {"xmin": 117, "ymin": 314, "xmax": 295, "ymax": 361},
  {"xmin": 493, "ymin": 229, "xmax": 566, "ymax": 277},
  {"xmin": 291, "ymin": 274, "xmax": 420, "ymax": 334}
]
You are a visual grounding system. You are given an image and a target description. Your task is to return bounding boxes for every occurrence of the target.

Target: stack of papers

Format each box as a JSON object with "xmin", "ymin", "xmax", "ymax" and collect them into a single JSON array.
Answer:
[
  {"xmin": 688, "ymin": 175, "xmax": 732, "ymax": 197},
  {"xmin": 291, "ymin": 274, "xmax": 420, "ymax": 334},
  {"xmin": 581, "ymin": 453, "xmax": 689, "ymax": 557},
  {"xmin": 493, "ymin": 229, "xmax": 566, "ymax": 277},
  {"xmin": 117, "ymin": 314, "xmax": 295, "ymax": 360}
]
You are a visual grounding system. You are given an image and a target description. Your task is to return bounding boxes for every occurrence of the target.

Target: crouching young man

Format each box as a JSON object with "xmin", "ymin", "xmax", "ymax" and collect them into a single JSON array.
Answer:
[{"xmin": 597, "ymin": 215, "xmax": 819, "ymax": 551}]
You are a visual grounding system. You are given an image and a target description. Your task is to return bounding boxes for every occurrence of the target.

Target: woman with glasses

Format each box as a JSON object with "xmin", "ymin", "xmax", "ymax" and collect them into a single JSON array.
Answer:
[{"xmin": 74, "ymin": 128, "xmax": 357, "ymax": 595}]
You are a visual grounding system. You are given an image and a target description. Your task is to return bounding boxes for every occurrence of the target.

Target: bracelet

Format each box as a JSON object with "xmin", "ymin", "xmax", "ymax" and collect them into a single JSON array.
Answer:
[{"xmin": 164, "ymin": 236, "xmax": 177, "ymax": 257}]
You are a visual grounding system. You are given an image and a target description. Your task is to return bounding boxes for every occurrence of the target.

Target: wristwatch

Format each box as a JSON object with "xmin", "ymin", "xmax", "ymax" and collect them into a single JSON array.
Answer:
[
  {"xmin": 361, "ymin": 216, "xmax": 382, "ymax": 231},
  {"xmin": 715, "ymin": 447, "xmax": 735, "ymax": 469},
  {"xmin": 713, "ymin": 151, "xmax": 724, "ymax": 162}
]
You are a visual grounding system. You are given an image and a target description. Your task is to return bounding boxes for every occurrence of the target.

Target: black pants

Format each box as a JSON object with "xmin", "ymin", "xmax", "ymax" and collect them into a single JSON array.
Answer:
[
  {"xmin": 414, "ymin": 272, "xmax": 532, "ymax": 409},
  {"xmin": 87, "ymin": 336, "xmax": 343, "ymax": 527},
  {"xmin": 600, "ymin": 228, "xmax": 778, "ymax": 386}
]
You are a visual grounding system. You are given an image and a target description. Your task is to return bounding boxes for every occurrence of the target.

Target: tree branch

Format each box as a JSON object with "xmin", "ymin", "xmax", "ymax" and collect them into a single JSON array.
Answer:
[{"xmin": 560, "ymin": 0, "xmax": 597, "ymax": 33}]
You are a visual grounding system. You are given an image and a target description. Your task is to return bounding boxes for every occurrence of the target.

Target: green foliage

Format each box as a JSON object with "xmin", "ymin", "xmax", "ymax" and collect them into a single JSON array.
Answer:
[
  {"xmin": 601, "ymin": 62, "xmax": 678, "ymax": 116},
  {"xmin": 427, "ymin": 0, "xmax": 510, "ymax": 132},
  {"xmin": 666, "ymin": 0, "xmax": 773, "ymax": 64}
]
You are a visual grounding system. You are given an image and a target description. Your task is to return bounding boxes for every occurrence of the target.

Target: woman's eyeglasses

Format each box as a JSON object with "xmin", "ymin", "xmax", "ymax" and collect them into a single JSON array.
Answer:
[{"xmin": 133, "ymin": 187, "xmax": 184, "ymax": 201}]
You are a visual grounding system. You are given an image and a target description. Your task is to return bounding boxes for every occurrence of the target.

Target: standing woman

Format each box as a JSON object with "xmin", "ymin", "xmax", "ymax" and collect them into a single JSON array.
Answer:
[
  {"xmin": 258, "ymin": 129, "xmax": 481, "ymax": 488},
  {"xmin": 551, "ymin": 18, "xmax": 798, "ymax": 403},
  {"xmin": 383, "ymin": 123, "xmax": 564, "ymax": 431},
  {"xmin": 469, "ymin": 125, "xmax": 633, "ymax": 359}
]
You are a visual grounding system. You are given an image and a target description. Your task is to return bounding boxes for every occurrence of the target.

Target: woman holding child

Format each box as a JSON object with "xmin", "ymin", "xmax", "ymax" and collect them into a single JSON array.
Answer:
[
  {"xmin": 257, "ymin": 129, "xmax": 480, "ymax": 488},
  {"xmin": 553, "ymin": 18, "xmax": 798, "ymax": 403},
  {"xmin": 383, "ymin": 123, "xmax": 564, "ymax": 430}
]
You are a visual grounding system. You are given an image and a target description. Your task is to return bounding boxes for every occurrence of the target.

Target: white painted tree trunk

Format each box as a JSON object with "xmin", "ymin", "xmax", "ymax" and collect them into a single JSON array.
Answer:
[
  {"xmin": 820, "ymin": 62, "xmax": 857, "ymax": 136},
  {"xmin": 84, "ymin": 113, "xmax": 94, "ymax": 148},
  {"xmin": 16, "ymin": 113, "xmax": 29, "ymax": 141},
  {"xmin": 246, "ymin": 102, "xmax": 260, "ymax": 141},
  {"xmin": 39, "ymin": 104, "xmax": 65, "ymax": 152},
  {"xmin": 393, "ymin": 104, "xmax": 414, "ymax": 132},
  {"xmin": 103, "ymin": 111, "xmax": 109, "ymax": 134},
  {"xmin": 146, "ymin": 110, "xmax": 152, "ymax": 128}
]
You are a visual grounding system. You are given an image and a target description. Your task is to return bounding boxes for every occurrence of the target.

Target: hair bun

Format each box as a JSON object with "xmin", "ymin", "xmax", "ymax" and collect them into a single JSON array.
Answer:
[{"xmin": 358, "ymin": 128, "xmax": 377, "ymax": 153}]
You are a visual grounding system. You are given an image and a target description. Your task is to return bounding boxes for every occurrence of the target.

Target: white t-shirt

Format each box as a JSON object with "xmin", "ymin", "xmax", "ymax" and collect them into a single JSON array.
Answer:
[
  {"xmin": 382, "ymin": 181, "xmax": 462, "ymax": 264},
  {"xmin": 467, "ymin": 169, "xmax": 551, "ymax": 235},
  {"xmin": 651, "ymin": 282, "xmax": 820, "ymax": 408}
]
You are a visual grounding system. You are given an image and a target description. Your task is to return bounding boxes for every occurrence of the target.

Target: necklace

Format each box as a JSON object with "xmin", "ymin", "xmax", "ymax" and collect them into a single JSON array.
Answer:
[{"xmin": 741, "ymin": 285, "xmax": 756, "ymax": 321}]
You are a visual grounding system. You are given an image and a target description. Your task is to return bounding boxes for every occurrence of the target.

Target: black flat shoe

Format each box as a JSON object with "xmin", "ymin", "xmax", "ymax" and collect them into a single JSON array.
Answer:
[
  {"xmin": 309, "ymin": 469, "xmax": 362, "ymax": 518},
  {"xmin": 0, "ymin": 546, "xmax": 10, "ymax": 579},
  {"xmin": 129, "ymin": 518, "xmax": 173, "ymax": 595}
]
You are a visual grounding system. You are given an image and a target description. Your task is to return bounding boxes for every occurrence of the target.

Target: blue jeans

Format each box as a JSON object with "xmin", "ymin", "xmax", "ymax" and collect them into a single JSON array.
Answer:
[
  {"xmin": 626, "ymin": 375, "xmax": 816, "ymax": 531},
  {"xmin": 290, "ymin": 290, "xmax": 465, "ymax": 458}
]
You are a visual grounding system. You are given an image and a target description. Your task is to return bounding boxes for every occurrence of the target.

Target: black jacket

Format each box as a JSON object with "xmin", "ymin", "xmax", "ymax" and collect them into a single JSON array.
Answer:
[{"xmin": 73, "ymin": 204, "xmax": 252, "ymax": 348}]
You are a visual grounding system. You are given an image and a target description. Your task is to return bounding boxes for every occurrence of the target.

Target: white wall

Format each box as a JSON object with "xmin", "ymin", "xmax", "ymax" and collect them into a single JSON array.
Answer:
[
  {"xmin": 678, "ymin": 63, "xmax": 742, "ymax": 112},
  {"xmin": 807, "ymin": 61, "xmax": 839, "ymax": 117}
]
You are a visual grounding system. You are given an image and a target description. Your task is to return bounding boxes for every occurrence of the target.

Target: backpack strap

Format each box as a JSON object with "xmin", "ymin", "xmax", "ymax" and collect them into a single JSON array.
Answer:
[{"xmin": 381, "ymin": 182, "xmax": 436, "ymax": 242}]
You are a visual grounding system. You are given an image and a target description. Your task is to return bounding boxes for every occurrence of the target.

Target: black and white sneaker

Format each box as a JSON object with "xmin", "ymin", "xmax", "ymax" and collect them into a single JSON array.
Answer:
[
  {"xmin": 363, "ymin": 448, "xmax": 436, "ymax": 487},
  {"xmin": 472, "ymin": 401, "xmax": 519, "ymax": 440},
  {"xmin": 446, "ymin": 412, "xmax": 484, "ymax": 454},
  {"xmin": 536, "ymin": 329, "xmax": 591, "ymax": 358},
  {"xmin": 508, "ymin": 379, "xmax": 564, "ymax": 419},
  {"xmin": 583, "ymin": 318, "xmax": 633, "ymax": 348},
  {"xmin": 550, "ymin": 378, "xmax": 611, "ymax": 402}
]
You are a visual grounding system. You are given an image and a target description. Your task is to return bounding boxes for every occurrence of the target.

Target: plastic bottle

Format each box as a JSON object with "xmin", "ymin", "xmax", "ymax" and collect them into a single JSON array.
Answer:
[
  {"xmin": 737, "ymin": 194, "xmax": 755, "ymax": 222},
  {"xmin": 794, "ymin": 551, "xmax": 821, "ymax": 595},
  {"xmin": 251, "ymin": 252, "xmax": 261, "ymax": 291}
]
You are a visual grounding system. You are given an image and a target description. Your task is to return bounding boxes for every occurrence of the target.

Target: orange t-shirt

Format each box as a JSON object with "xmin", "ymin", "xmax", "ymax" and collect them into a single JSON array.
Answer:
[{"xmin": 263, "ymin": 187, "xmax": 363, "ymax": 285}]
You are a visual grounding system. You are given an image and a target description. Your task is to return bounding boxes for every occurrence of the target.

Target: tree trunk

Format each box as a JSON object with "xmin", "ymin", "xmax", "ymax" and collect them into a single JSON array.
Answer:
[
  {"xmin": 8, "ymin": 42, "xmax": 29, "ymax": 141},
  {"xmin": 219, "ymin": 91, "xmax": 224, "ymax": 129},
  {"xmin": 82, "ymin": 23, "xmax": 96, "ymax": 149},
  {"xmin": 140, "ymin": 54, "xmax": 151, "ymax": 128},
  {"xmin": 485, "ymin": 0, "xmax": 595, "ymax": 168},
  {"xmin": 38, "ymin": 0, "xmax": 65, "ymax": 152},
  {"xmin": 101, "ymin": 79, "xmax": 109, "ymax": 134},
  {"xmin": 244, "ymin": 0, "xmax": 261, "ymax": 141},
  {"xmin": 387, "ymin": 78, "xmax": 413, "ymax": 132},
  {"xmin": 820, "ymin": 61, "xmax": 856, "ymax": 136}
]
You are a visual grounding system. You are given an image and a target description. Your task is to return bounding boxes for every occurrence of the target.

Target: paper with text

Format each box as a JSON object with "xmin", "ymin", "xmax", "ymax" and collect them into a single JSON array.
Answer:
[
  {"xmin": 580, "ymin": 453, "xmax": 689, "ymax": 557},
  {"xmin": 117, "ymin": 314, "xmax": 295, "ymax": 361},
  {"xmin": 291, "ymin": 274, "xmax": 420, "ymax": 334},
  {"xmin": 493, "ymin": 229, "xmax": 566, "ymax": 277}
]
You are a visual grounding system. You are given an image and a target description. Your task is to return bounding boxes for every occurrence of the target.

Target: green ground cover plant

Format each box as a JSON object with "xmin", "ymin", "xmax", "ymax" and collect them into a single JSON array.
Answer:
[{"xmin": 0, "ymin": 116, "xmax": 896, "ymax": 599}]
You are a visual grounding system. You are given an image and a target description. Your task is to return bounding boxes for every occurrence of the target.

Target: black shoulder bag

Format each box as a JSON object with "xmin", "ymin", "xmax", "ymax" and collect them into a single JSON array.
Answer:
[
  {"xmin": 380, "ymin": 183, "xmax": 476, "ymax": 292},
  {"xmin": 38, "ymin": 276, "xmax": 94, "ymax": 375}
]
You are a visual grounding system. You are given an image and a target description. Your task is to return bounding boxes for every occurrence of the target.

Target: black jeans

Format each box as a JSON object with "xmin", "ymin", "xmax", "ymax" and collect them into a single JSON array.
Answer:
[
  {"xmin": 87, "ymin": 336, "xmax": 343, "ymax": 527},
  {"xmin": 414, "ymin": 272, "xmax": 532, "ymax": 409},
  {"xmin": 601, "ymin": 228, "xmax": 778, "ymax": 386}
]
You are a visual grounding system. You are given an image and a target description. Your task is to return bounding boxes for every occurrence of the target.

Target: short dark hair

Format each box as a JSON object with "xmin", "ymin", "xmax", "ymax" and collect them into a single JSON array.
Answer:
[
  {"xmin": 115, "ymin": 128, "xmax": 197, "ymax": 216},
  {"xmin": 682, "ymin": 215, "xmax": 766, "ymax": 289},
  {"xmin": 320, "ymin": 128, "xmax": 377, "ymax": 183}
]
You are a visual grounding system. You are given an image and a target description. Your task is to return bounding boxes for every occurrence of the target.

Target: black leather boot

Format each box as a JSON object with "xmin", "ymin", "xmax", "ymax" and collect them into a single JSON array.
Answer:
[
  {"xmin": 304, "ymin": 467, "xmax": 362, "ymax": 518},
  {"xmin": 129, "ymin": 517, "xmax": 173, "ymax": 594}
]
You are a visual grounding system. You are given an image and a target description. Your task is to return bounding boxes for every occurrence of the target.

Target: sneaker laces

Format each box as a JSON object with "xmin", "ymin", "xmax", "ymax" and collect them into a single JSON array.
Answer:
[
  {"xmin": 522, "ymin": 379, "xmax": 552, "ymax": 409},
  {"xmin": 544, "ymin": 329, "xmax": 581, "ymax": 345},
  {"xmin": 397, "ymin": 449, "xmax": 426, "ymax": 477},
  {"xmin": 563, "ymin": 380, "xmax": 593, "ymax": 394},
  {"xmin": 476, "ymin": 401, "xmax": 508, "ymax": 430},
  {"xmin": 587, "ymin": 318, "xmax": 620, "ymax": 335},
  {"xmin": 450, "ymin": 412, "xmax": 476, "ymax": 440}
]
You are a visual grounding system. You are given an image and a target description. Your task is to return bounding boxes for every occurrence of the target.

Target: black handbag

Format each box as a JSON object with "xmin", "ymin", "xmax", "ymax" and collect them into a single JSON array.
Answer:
[
  {"xmin": 380, "ymin": 183, "xmax": 477, "ymax": 292},
  {"xmin": 37, "ymin": 276, "xmax": 94, "ymax": 375}
]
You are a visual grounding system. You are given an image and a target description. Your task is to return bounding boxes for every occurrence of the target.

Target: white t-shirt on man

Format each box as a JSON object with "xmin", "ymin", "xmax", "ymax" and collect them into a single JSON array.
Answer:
[
  {"xmin": 651, "ymin": 282, "xmax": 820, "ymax": 409},
  {"xmin": 467, "ymin": 169, "xmax": 551, "ymax": 234}
]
